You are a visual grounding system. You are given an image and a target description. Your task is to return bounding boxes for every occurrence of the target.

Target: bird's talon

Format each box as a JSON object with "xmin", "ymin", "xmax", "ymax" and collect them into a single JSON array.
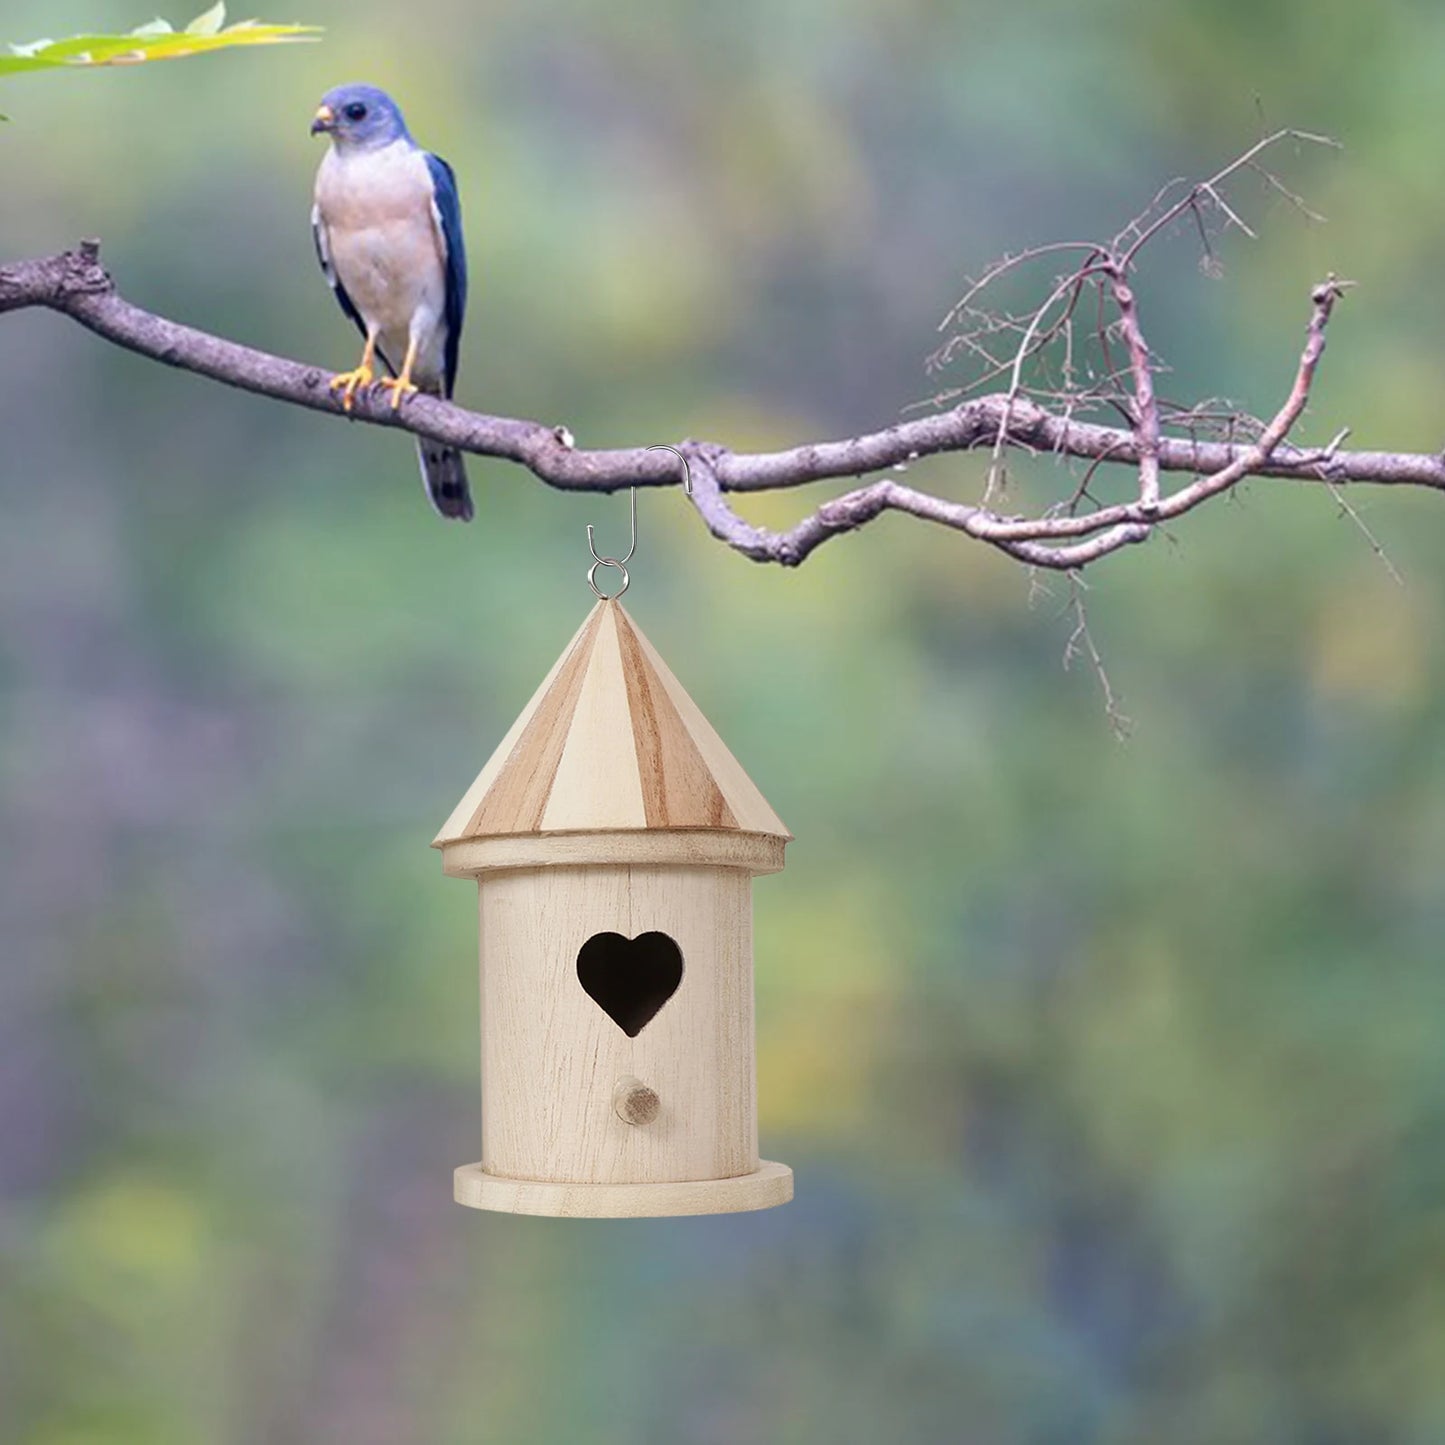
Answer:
[
  {"xmin": 329, "ymin": 364, "xmax": 376, "ymax": 412},
  {"xmin": 378, "ymin": 377, "xmax": 420, "ymax": 411}
]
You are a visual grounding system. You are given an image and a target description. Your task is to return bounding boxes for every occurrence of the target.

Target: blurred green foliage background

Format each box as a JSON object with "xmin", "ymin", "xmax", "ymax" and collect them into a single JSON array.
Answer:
[{"xmin": 4, "ymin": 2, "xmax": 1445, "ymax": 1441}]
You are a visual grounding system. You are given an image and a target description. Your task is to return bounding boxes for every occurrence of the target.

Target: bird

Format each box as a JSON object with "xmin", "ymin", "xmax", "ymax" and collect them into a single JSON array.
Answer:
[{"xmin": 310, "ymin": 83, "xmax": 473, "ymax": 521}]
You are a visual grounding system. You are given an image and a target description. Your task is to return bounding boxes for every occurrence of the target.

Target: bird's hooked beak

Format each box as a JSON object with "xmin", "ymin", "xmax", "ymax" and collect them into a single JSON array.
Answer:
[{"xmin": 311, "ymin": 104, "xmax": 336, "ymax": 136}]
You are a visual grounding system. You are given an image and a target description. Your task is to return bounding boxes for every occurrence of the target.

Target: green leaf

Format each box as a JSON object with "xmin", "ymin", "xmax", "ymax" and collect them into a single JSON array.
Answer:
[
  {"xmin": 187, "ymin": 4, "xmax": 228, "ymax": 37},
  {"xmin": 0, "ymin": 14, "xmax": 320, "ymax": 80}
]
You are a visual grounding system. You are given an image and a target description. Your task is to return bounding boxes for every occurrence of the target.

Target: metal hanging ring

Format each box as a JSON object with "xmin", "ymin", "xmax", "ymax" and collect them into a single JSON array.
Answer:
[{"xmin": 587, "ymin": 556, "xmax": 630, "ymax": 600}]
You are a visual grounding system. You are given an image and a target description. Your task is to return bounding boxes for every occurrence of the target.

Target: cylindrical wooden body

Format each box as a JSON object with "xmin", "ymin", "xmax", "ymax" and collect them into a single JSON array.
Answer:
[{"xmin": 477, "ymin": 861, "xmax": 758, "ymax": 1184}]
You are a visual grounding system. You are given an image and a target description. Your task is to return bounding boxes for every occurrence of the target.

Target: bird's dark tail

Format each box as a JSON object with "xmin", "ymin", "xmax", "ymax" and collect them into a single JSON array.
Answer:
[{"xmin": 417, "ymin": 438, "xmax": 473, "ymax": 521}]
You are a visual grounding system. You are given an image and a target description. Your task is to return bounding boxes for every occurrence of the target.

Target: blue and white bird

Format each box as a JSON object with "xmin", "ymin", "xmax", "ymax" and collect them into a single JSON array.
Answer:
[{"xmin": 311, "ymin": 84, "xmax": 472, "ymax": 521}]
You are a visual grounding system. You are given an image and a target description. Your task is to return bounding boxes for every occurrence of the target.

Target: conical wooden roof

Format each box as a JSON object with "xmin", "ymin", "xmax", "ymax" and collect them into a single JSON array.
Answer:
[{"xmin": 434, "ymin": 601, "xmax": 790, "ymax": 845}]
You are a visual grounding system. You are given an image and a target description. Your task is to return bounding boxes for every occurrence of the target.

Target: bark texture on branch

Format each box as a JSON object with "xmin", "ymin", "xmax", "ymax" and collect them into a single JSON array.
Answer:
[{"xmin": 1, "ymin": 241, "xmax": 1438, "ymax": 571}]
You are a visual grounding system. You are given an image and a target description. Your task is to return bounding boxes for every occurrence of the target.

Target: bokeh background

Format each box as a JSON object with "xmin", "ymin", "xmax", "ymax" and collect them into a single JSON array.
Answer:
[{"xmin": 4, "ymin": 2, "xmax": 1445, "ymax": 1441}]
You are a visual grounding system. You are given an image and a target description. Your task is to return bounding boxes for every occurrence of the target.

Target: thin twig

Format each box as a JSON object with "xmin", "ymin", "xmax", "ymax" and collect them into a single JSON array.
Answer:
[
  {"xmin": 1117, "ymin": 128, "xmax": 1337, "ymax": 268},
  {"xmin": 1063, "ymin": 575, "xmax": 1132, "ymax": 739},
  {"xmin": 1107, "ymin": 265, "xmax": 1162, "ymax": 513},
  {"xmin": 1323, "ymin": 481, "xmax": 1404, "ymax": 585}
]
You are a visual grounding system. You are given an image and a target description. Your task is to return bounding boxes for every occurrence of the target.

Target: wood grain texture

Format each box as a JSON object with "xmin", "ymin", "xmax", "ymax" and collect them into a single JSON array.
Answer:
[
  {"xmin": 439, "ymin": 829, "xmax": 786, "ymax": 878},
  {"xmin": 623, "ymin": 610, "xmax": 791, "ymax": 838},
  {"xmin": 432, "ymin": 600, "xmax": 789, "ymax": 846},
  {"xmin": 454, "ymin": 1160, "xmax": 793, "ymax": 1218},
  {"xmin": 462, "ymin": 606, "xmax": 602, "ymax": 837},
  {"xmin": 540, "ymin": 604, "xmax": 649, "ymax": 831},
  {"xmin": 433, "ymin": 607, "xmax": 599, "ymax": 845},
  {"xmin": 613, "ymin": 607, "xmax": 734, "ymax": 829},
  {"xmin": 477, "ymin": 864, "xmax": 758, "ymax": 1184}
]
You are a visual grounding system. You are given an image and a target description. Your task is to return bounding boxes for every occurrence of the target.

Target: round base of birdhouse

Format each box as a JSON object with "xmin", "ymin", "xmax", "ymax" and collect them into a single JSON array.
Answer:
[{"xmin": 453, "ymin": 1161, "xmax": 794, "ymax": 1218}]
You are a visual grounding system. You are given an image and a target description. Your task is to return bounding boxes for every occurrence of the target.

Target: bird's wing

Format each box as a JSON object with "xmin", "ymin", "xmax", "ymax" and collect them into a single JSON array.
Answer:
[{"xmin": 424, "ymin": 152, "xmax": 467, "ymax": 399}]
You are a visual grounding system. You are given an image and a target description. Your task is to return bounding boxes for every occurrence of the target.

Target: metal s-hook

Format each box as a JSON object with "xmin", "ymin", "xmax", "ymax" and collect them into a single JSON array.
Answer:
[
  {"xmin": 585, "ymin": 445, "xmax": 693, "ymax": 600},
  {"xmin": 645, "ymin": 444, "xmax": 693, "ymax": 498}
]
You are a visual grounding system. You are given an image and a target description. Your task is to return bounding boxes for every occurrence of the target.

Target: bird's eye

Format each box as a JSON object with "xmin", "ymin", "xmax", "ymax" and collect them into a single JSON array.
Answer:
[{"xmin": 344, "ymin": 102, "xmax": 368, "ymax": 122}]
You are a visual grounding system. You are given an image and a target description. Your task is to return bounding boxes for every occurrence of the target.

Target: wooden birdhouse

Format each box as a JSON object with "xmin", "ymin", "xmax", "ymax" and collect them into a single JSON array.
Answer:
[{"xmin": 434, "ymin": 599, "xmax": 794, "ymax": 1218}]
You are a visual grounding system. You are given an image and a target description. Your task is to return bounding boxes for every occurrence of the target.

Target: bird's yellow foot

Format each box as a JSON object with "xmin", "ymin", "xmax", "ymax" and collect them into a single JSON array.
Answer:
[
  {"xmin": 377, "ymin": 376, "xmax": 420, "ymax": 411},
  {"xmin": 329, "ymin": 363, "xmax": 376, "ymax": 413}
]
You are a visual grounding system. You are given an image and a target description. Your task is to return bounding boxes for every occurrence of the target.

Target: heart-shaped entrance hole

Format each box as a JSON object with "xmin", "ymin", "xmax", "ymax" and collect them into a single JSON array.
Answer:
[{"xmin": 575, "ymin": 931, "xmax": 684, "ymax": 1038}]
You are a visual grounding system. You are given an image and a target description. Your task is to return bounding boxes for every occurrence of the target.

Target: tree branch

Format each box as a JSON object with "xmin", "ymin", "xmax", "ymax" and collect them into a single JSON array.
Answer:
[{"xmin": 3, "ymin": 238, "xmax": 1442, "ymax": 571}]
